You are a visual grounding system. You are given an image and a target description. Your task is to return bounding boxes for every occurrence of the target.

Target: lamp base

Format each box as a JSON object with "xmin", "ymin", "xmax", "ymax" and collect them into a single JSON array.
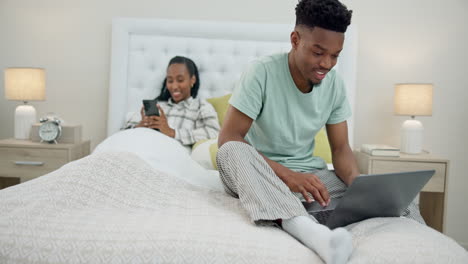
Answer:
[
  {"xmin": 400, "ymin": 119, "xmax": 424, "ymax": 154},
  {"xmin": 14, "ymin": 104, "xmax": 37, "ymax": 140}
]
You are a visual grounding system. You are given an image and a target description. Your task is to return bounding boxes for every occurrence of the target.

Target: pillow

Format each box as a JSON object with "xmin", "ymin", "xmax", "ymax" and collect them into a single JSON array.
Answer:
[
  {"xmin": 191, "ymin": 128, "xmax": 332, "ymax": 170},
  {"xmin": 191, "ymin": 138, "xmax": 219, "ymax": 170},
  {"xmin": 206, "ymin": 94, "xmax": 231, "ymax": 126},
  {"xmin": 313, "ymin": 128, "xmax": 332, "ymax": 164}
]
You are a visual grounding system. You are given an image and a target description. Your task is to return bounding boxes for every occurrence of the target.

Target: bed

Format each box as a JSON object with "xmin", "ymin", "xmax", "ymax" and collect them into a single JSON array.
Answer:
[{"xmin": 0, "ymin": 18, "xmax": 467, "ymax": 263}]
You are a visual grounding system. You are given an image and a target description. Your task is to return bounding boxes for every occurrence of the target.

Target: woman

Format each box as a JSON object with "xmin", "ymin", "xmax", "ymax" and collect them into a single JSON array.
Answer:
[{"xmin": 125, "ymin": 56, "xmax": 220, "ymax": 146}]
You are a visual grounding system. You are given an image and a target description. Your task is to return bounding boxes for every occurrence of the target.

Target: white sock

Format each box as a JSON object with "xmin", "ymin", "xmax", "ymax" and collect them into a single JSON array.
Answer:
[{"xmin": 282, "ymin": 215, "xmax": 353, "ymax": 264}]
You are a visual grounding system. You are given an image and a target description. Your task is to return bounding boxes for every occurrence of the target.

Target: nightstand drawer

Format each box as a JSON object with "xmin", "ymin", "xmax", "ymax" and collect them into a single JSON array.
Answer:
[
  {"xmin": 371, "ymin": 160, "xmax": 446, "ymax": 192},
  {"xmin": 0, "ymin": 147, "xmax": 68, "ymax": 181}
]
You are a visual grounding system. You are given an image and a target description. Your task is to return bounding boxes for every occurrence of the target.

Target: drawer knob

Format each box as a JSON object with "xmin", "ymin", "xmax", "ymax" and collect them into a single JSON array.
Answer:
[{"xmin": 14, "ymin": 161, "xmax": 45, "ymax": 166}]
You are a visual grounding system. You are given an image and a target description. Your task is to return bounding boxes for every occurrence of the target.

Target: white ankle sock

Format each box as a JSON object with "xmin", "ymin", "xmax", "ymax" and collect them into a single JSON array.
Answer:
[{"xmin": 282, "ymin": 216, "xmax": 353, "ymax": 264}]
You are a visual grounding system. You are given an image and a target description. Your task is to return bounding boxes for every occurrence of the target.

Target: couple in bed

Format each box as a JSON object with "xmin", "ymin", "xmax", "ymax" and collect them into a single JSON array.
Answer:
[{"xmin": 128, "ymin": 0, "xmax": 424, "ymax": 263}]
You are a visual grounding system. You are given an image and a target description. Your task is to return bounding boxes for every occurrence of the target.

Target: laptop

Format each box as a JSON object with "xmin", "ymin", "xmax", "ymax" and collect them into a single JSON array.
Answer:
[{"xmin": 303, "ymin": 170, "xmax": 434, "ymax": 229}]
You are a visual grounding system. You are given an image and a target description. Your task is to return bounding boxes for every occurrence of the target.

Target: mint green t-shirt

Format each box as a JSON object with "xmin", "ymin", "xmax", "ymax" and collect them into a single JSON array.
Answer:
[{"xmin": 229, "ymin": 53, "xmax": 351, "ymax": 172}]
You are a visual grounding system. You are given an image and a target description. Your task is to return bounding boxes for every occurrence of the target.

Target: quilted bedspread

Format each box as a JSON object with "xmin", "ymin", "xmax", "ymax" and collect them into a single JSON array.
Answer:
[{"xmin": 0, "ymin": 152, "xmax": 466, "ymax": 263}]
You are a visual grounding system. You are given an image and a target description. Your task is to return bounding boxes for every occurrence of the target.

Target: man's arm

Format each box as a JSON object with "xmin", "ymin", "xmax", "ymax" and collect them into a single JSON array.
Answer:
[
  {"xmin": 219, "ymin": 105, "xmax": 330, "ymax": 206},
  {"xmin": 218, "ymin": 105, "xmax": 252, "ymax": 147},
  {"xmin": 326, "ymin": 121, "xmax": 360, "ymax": 186}
]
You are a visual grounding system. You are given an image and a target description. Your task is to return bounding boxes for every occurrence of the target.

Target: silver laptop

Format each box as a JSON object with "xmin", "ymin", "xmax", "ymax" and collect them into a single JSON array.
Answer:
[{"xmin": 303, "ymin": 170, "xmax": 434, "ymax": 229}]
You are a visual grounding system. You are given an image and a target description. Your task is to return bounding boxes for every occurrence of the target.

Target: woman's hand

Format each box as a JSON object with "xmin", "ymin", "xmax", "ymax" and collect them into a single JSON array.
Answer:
[
  {"xmin": 153, "ymin": 105, "xmax": 175, "ymax": 138},
  {"xmin": 135, "ymin": 106, "xmax": 175, "ymax": 138},
  {"xmin": 278, "ymin": 166, "xmax": 330, "ymax": 206},
  {"xmin": 135, "ymin": 107, "xmax": 149, "ymax": 128}
]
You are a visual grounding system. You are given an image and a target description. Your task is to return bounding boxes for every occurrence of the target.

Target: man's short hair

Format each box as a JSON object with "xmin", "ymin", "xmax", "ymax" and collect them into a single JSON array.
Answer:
[{"xmin": 295, "ymin": 0, "xmax": 352, "ymax": 33}]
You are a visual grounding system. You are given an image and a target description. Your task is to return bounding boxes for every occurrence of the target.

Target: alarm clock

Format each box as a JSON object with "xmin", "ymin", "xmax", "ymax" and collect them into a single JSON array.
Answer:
[{"xmin": 38, "ymin": 117, "xmax": 62, "ymax": 143}]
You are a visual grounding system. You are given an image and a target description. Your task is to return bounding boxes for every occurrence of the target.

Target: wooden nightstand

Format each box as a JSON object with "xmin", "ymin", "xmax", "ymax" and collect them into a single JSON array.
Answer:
[
  {"xmin": 0, "ymin": 138, "xmax": 90, "ymax": 189},
  {"xmin": 354, "ymin": 150, "xmax": 449, "ymax": 233}
]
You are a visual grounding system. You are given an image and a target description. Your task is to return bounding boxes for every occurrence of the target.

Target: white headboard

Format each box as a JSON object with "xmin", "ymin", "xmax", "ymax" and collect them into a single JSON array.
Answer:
[{"xmin": 108, "ymin": 18, "xmax": 358, "ymax": 146}]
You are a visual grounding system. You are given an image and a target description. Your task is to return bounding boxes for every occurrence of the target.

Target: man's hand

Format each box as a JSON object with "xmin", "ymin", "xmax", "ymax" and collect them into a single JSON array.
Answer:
[{"xmin": 276, "ymin": 165, "xmax": 330, "ymax": 206}]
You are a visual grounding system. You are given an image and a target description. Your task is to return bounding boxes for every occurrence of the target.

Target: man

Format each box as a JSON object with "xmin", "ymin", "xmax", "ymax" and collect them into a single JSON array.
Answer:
[{"xmin": 217, "ymin": 0, "xmax": 423, "ymax": 263}]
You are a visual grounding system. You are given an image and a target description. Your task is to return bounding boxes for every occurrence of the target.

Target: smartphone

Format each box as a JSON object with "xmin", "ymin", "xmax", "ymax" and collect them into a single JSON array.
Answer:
[{"xmin": 142, "ymin": 99, "xmax": 159, "ymax": 116}]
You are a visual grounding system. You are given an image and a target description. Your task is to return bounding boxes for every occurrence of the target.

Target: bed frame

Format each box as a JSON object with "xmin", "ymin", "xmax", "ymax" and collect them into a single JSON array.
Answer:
[{"xmin": 107, "ymin": 18, "xmax": 358, "ymax": 145}]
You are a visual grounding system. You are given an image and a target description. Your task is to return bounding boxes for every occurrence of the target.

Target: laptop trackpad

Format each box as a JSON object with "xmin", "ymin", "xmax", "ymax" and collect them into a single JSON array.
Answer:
[{"xmin": 302, "ymin": 198, "xmax": 341, "ymax": 213}]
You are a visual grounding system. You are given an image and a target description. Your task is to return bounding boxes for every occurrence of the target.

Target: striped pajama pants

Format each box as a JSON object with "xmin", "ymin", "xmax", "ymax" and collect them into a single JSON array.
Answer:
[{"xmin": 216, "ymin": 141, "xmax": 425, "ymax": 225}]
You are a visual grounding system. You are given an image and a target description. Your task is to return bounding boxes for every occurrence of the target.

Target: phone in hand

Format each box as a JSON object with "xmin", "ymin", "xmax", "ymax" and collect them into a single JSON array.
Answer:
[{"xmin": 142, "ymin": 99, "xmax": 159, "ymax": 116}]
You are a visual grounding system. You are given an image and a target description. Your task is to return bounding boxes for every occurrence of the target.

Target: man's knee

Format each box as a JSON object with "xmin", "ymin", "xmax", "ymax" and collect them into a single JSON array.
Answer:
[{"xmin": 217, "ymin": 141, "xmax": 253, "ymax": 164}]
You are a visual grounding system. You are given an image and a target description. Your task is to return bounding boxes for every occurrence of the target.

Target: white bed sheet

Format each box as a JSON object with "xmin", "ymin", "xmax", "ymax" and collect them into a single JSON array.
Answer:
[{"xmin": 93, "ymin": 128, "xmax": 224, "ymax": 192}]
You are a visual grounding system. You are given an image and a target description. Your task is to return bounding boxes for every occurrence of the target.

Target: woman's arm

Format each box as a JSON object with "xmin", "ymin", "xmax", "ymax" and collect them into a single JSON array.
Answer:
[{"xmin": 174, "ymin": 101, "xmax": 220, "ymax": 145}]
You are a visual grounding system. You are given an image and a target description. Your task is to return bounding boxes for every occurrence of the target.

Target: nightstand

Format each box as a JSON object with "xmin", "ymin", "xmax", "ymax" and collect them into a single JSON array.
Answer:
[
  {"xmin": 0, "ymin": 138, "xmax": 90, "ymax": 189},
  {"xmin": 354, "ymin": 150, "xmax": 449, "ymax": 233}
]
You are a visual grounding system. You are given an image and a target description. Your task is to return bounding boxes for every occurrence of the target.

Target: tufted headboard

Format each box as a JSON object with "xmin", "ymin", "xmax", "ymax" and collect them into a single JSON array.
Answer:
[{"xmin": 107, "ymin": 18, "xmax": 358, "ymax": 146}]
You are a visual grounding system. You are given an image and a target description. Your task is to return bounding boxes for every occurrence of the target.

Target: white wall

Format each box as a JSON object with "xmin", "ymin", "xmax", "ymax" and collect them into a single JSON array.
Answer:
[
  {"xmin": 0, "ymin": 0, "xmax": 467, "ymax": 248},
  {"xmin": 347, "ymin": 0, "xmax": 468, "ymax": 249}
]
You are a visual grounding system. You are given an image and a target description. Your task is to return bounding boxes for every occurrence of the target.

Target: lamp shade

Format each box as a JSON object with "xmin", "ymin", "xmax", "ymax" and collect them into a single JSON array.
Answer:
[
  {"xmin": 4, "ymin": 68, "xmax": 46, "ymax": 101},
  {"xmin": 394, "ymin": 83, "xmax": 433, "ymax": 116}
]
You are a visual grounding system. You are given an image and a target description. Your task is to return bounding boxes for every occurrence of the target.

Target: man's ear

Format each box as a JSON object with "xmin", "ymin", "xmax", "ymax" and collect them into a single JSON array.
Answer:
[{"xmin": 290, "ymin": 30, "xmax": 300, "ymax": 49}]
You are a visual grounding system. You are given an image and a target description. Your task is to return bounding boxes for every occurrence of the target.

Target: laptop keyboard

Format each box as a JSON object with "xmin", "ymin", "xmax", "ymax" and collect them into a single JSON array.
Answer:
[{"xmin": 311, "ymin": 210, "xmax": 334, "ymax": 225}]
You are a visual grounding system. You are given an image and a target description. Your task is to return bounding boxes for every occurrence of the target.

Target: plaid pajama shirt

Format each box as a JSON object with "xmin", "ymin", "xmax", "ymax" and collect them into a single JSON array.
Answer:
[{"xmin": 124, "ymin": 97, "xmax": 220, "ymax": 145}]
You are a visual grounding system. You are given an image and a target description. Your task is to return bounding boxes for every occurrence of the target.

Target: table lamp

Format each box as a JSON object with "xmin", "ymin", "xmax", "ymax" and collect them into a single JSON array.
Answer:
[
  {"xmin": 4, "ymin": 68, "xmax": 46, "ymax": 139},
  {"xmin": 394, "ymin": 83, "xmax": 433, "ymax": 154}
]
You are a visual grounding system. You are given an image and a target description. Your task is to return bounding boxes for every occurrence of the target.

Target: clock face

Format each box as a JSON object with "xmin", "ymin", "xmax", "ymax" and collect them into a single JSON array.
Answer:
[{"xmin": 39, "ymin": 122, "xmax": 60, "ymax": 142}]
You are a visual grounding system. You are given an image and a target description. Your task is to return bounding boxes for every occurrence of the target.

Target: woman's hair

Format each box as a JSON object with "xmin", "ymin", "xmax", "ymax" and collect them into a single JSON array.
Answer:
[
  {"xmin": 155, "ymin": 56, "xmax": 200, "ymax": 101},
  {"xmin": 295, "ymin": 0, "xmax": 352, "ymax": 33}
]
